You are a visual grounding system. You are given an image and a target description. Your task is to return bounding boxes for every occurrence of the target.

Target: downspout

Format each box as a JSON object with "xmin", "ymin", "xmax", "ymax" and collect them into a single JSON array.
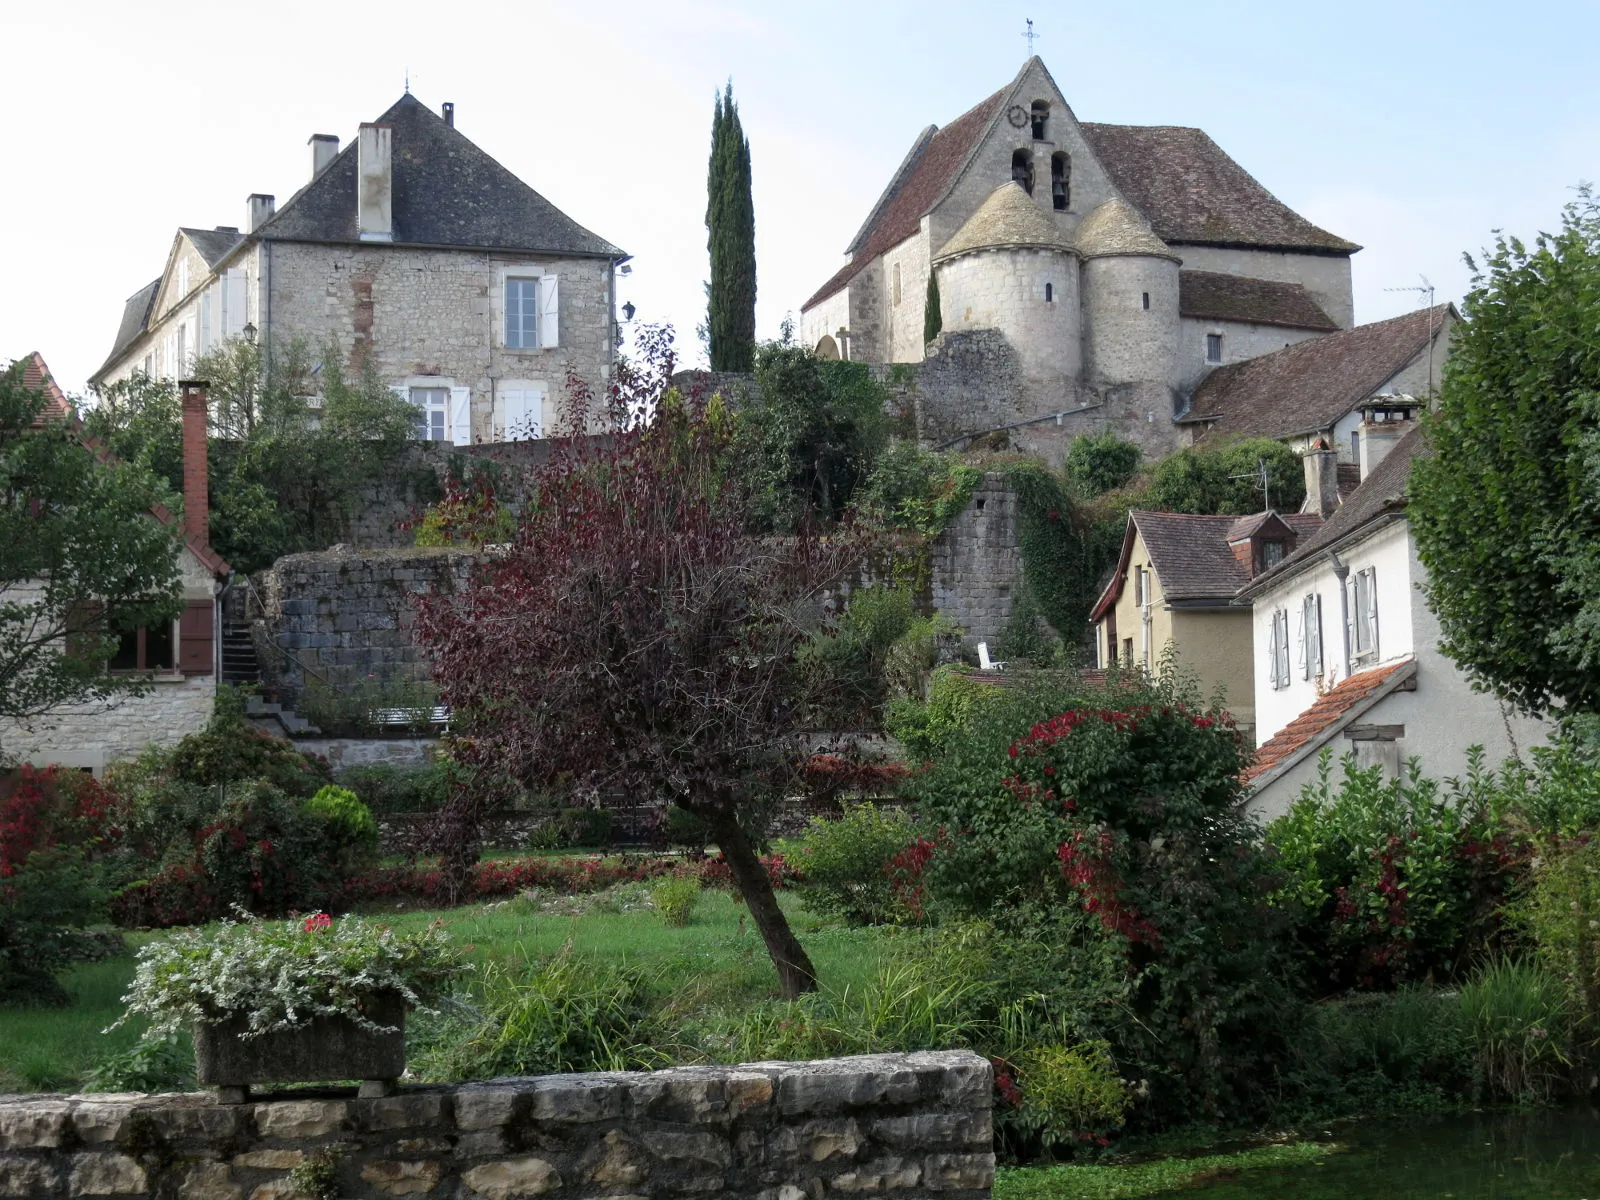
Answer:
[
  {"xmin": 261, "ymin": 240, "xmax": 274, "ymax": 387},
  {"xmin": 1329, "ymin": 551, "xmax": 1351, "ymax": 680}
]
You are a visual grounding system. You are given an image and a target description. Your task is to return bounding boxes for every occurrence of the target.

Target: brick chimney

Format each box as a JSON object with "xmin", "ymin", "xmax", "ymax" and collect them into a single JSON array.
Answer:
[
  {"xmin": 309, "ymin": 133, "xmax": 340, "ymax": 179},
  {"xmin": 358, "ymin": 122, "xmax": 394, "ymax": 242},
  {"xmin": 1302, "ymin": 441, "xmax": 1340, "ymax": 517},
  {"xmin": 180, "ymin": 381, "xmax": 209, "ymax": 549}
]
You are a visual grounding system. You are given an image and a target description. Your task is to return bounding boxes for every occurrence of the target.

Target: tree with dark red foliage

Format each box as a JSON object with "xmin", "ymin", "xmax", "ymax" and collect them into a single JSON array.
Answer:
[{"xmin": 415, "ymin": 334, "xmax": 860, "ymax": 996}]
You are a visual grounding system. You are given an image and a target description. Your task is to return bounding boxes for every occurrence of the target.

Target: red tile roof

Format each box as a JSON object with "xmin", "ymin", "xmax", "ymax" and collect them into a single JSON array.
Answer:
[
  {"xmin": 1244, "ymin": 660, "xmax": 1415, "ymax": 785},
  {"xmin": 19, "ymin": 351, "xmax": 73, "ymax": 421}
]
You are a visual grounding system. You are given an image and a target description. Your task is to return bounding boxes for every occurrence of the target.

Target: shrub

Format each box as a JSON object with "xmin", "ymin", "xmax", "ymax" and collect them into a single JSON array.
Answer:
[
  {"xmin": 0, "ymin": 766, "xmax": 123, "ymax": 875},
  {"xmin": 1000, "ymin": 1041, "xmax": 1130, "ymax": 1157},
  {"xmin": 651, "ymin": 874, "xmax": 702, "ymax": 927},
  {"xmin": 84, "ymin": 1035, "xmax": 192, "ymax": 1094},
  {"xmin": 795, "ymin": 804, "xmax": 920, "ymax": 926},
  {"xmin": 1521, "ymin": 837, "xmax": 1600, "ymax": 1039},
  {"xmin": 336, "ymin": 760, "xmax": 455, "ymax": 815},
  {"xmin": 530, "ymin": 807, "xmax": 614, "ymax": 851},
  {"xmin": 302, "ymin": 785, "xmax": 379, "ymax": 869},
  {"xmin": 664, "ymin": 805, "xmax": 710, "ymax": 850},
  {"xmin": 1294, "ymin": 988, "xmax": 1471, "ymax": 1112},
  {"xmin": 164, "ymin": 710, "xmax": 331, "ymax": 798},
  {"xmin": 885, "ymin": 665, "xmax": 994, "ymax": 761},
  {"xmin": 1066, "ymin": 430, "xmax": 1141, "ymax": 497},
  {"xmin": 1455, "ymin": 958, "xmax": 1573, "ymax": 1102},
  {"xmin": 0, "ymin": 849, "xmax": 109, "ymax": 1006}
]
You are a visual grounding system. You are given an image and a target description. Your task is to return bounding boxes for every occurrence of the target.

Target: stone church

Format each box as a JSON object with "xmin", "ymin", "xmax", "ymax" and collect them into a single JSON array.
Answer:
[{"xmin": 800, "ymin": 57, "xmax": 1359, "ymax": 460}]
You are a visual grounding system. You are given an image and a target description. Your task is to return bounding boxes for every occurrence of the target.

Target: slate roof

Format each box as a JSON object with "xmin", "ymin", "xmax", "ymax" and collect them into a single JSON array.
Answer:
[
  {"xmin": 254, "ymin": 94, "xmax": 625, "ymax": 258},
  {"xmin": 180, "ymin": 226, "xmax": 245, "ymax": 269},
  {"xmin": 803, "ymin": 84, "xmax": 1007, "ymax": 310},
  {"xmin": 1241, "ymin": 424, "xmax": 1427, "ymax": 598},
  {"xmin": 1182, "ymin": 305, "xmax": 1452, "ymax": 440},
  {"xmin": 99, "ymin": 279, "xmax": 160, "ymax": 378},
  {"xmin": 1078, "ymin": 124, "xmax": 1359, "ymax": 254},
  {"xmin": 935, "ymin": 182, "xmax": 1075, "ymax": 261},
  {"xmin": 1179, "ymin": 270, "xmax": 1337, "ymax": 332},
  {"xmin": 1076, "ymin": 198, "xmax": 1177, "ymax": 260},
  {"xmin": 1244, "ymin": 659, "xmax": 1416, "ymax": 785}
]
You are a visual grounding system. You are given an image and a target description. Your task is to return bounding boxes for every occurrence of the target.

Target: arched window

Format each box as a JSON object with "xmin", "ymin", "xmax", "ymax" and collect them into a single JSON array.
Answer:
[
  {"xmin": 1051, "ymin": 152, "xmax": 1070, "ymax": 211},
  {"xmin": 1044, "ymin": 282, "xmax": 1054, "ymax": 303},
  {"xmin": 1030, "ymin": 101, "xmax": 1049, "ymax": 140},
  {"xmin": 815, "ymin": 334, "xmax": 840, "ymax": 361},
  {"xmin": 1012, "ymin": 149, "xmax": 1034, "ymax": 196}
]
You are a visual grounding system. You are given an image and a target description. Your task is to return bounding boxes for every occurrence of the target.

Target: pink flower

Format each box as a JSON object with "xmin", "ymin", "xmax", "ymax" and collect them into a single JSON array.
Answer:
[{"xmin": 303, "ymin": 912, "xmax": 333, "ymax": 932}]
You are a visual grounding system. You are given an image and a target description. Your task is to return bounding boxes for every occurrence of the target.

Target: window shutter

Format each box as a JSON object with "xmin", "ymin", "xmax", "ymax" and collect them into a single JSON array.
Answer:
[
  {"xmin": 1267, "ymin": 612, "xmax": 1280, "ymax": 688},
  {"xmin": 503, "ymin": 389, "xmax": 544, "ymax": 440},
  {"xmin": 1277, "ymin": 611, "xmax": 1291, "ymax": 688},
  {"xmin": 224, "ymin": 270, "xmax": 248, "ymax": 338},
  {"xmin": 449, "ymin": 386, "xmax": 473, "ymax": 446},
  {"xmin": 1364, "ymin": 569, "xmax": 1380, "ymax": 659},
  {"xmin": 539, "ymin": 275, "xmax": 560, "ymax": 348},
  {"xmin": 1295, "ymin": 603, "xmax": 1306, "ymax": 677},
  {"xmin": 178, "ymin": 600, "xmax": 214, "ymax": 676},
  {"xmin": 199, "ymin": 292, "xmax": 211, "ymax": 355},
  {"xmin": 1307, "ymin": 596, "xmax": 1322, "ymax": 677}
]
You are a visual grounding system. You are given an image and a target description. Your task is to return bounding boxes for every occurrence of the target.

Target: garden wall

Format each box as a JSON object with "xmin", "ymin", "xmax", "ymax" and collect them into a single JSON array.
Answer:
[{"xmin": 0, "ymin": 1051, "xmax": 993, "ymax": 1200}]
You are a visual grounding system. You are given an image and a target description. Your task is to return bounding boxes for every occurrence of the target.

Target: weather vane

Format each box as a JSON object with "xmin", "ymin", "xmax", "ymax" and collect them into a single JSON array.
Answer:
[{"xmin": 1022, "ymin": 18, "xmax": 1039, "ymax": 54}]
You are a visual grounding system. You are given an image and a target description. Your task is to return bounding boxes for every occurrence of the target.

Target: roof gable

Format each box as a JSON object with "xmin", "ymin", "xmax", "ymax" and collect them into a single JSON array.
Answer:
[
  {"xmin": 254, "ymin": 94, "xmax": 624, "ymax": 258},
  {"xmin": 97, "ymin": 279, "xmax": 160, "ymax": 379},
  {"xmin": 1185, "ymin": 304, "xmax": 1454, "ymax": 440},
  {"xmin": 181, "ymin": 226, "xmax": 245, "ymax": 269},
  {"xmin": 1079, "ymin": 124, "xmax": 1358, "ymax": 254}
]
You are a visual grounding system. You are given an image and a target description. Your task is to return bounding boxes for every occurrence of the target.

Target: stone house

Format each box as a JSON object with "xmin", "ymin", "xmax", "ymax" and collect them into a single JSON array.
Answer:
[
  {"xmin": 91, "ymin": 95, "xmax": 628, "ymax": 445},
  {"xmin": 1237, "ymin": 421, "xmax": 1548, "ymax": 816},
  {"xmin": 2, "ymin": 356, "xmax": 228, "ymax": 775},
  {"xmin": 1088, "ymin": 508, "xmax": 1321, "ymax": 739},
  {"xmin": 800, "ymin": 56, "xmax": 1360, "ymax": 460}
]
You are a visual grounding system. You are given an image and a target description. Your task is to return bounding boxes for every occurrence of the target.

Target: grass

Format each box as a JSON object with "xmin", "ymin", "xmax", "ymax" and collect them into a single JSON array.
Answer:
[
  {"xmin": 994, "ymin": 1142, "xmax": 1337, "ymax": 1199},
  {"xmin": 0, "ymin": 957, "xmax": 150, "ymax": 1093}
]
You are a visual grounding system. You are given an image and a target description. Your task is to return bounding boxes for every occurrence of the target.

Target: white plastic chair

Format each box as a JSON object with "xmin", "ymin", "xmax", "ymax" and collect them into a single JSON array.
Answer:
[{"xmin": 978, "ymin": 642, "xmax": 1006, "ymax": 671}]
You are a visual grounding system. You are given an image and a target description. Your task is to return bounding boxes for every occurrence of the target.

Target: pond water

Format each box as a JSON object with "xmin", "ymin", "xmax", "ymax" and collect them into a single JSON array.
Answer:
[{"xmin": 1171, "ymin": 1108, "xmax": 1600, "ymax": 1199}]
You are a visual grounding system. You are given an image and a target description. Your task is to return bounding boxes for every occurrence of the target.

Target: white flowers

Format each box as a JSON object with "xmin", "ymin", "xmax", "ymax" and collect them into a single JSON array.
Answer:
[{"xmin": 110, "ymin": 908, "xmax": 463, "ymax": 1041}]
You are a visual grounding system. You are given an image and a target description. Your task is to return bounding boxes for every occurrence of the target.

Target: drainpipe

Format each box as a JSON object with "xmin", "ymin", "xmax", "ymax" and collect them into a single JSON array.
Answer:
[{"xmin": 1329, "ymin": 551, "xmax": 1351, "ymax": 680}]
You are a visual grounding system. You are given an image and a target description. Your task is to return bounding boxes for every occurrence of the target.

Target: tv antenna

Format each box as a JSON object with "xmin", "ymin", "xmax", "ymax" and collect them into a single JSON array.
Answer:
[
  {"xmin": 1384, "ymin": 274, "xmax": 1439, "ymax": 394},
  {"xmin": 1230, "ymin": 457, "xmax": 1274, "ymax": 513},
  {"xmin": 1021, "ymin": 18, "xmax": 1039, "ymax": 54}
]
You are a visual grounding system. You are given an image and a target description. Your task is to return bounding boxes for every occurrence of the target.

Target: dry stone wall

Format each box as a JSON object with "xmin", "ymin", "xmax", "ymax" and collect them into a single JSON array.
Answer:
[{"xmin": 0, "ymin": 1051, "xmax": 993, "ymax": 1200}]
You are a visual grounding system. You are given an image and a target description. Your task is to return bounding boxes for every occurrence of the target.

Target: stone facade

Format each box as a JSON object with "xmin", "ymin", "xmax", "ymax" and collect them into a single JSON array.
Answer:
[
  {"xmin": 930, "ymin": 474, "xmax": 1022, "ymax": 646},
  {"xmin": 0, "ymin": 1051, "xmax": 994, "ymax": 1200}
]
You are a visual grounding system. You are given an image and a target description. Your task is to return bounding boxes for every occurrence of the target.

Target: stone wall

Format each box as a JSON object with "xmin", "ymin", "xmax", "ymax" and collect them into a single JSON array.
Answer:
[
  {"xmin": 295, "ymin": 738, "xmax": 439, "ymax": 770},
  {"xmin": 930, "ymin": 474, "xmax": 1022, "ymax": 646},
  {"xmin": 0, "ymin": 1051, "xmax": 993, "ymax": 1200}
]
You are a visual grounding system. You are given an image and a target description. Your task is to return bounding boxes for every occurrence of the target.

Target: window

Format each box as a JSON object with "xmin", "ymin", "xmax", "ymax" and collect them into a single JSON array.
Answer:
[
  {"xmin": 1050, "ymin": 152, "xmax": 1069, "ymax": 210},
  {"xmin": 412, "ymin": 387, "xmax": 449, "ymax": 441},
  {"xmin": 506, "ymin": 277, "xmax": 539, "ymax": 348},
  {"xmin": 501, "ymin": 388, "xmax": 544, "ymax": 440},
  {"xmin": 1300, "ymin": 593, "xmax": 1323, "ymax": 680},
  {"xmin": 893, "ymin": 263, "xmax": 902, "ymax": 306},
  {"xmin": 1134, "ymin": 565, "xmax": 1146, "ymax": 606},
  {"xmin": 176, "ymin": 323, "xmax": 187, "ymax": 374},
  {"xmin": 1258, "ymin": 540, "xmax": 1285, "ymax": 571},
  {"xmin": 1351, "ymin": 430, "xmax": 1361, "ymax": 462},
  {"xmin": 1351, "ymin": 568, "xmax": 1379, "ymax": 661},
  {"xmin": 1044, "ymin": 282, "xmax": 1053, "ymax": 303},
  {"xmin": 1012, "ymin": 149, "xmax": 1034, "ymax": 196},
  {"xmin": 1142, "ymin": 292, "xmax": 1150, "ymax": 311},
  {"xmin": 1122, "ymin": 637, "xmax": 1134, "ymax": 668},
  {"xmin": 1030, "ymin": 101, "xmax": 1049, "ymax": 140},
  {"xmin": 111, "ymin": 621, "xmax": 176, "ymax": 673},
  {"xmin": 176, "ymin": 258, "xmax": 189, "ymax": 300},
  {"xmin": 1206, "ymin": 333, "xmax": 1223, "ymax": 364},
  {"xmin": 1268, "ymin": 608, "xmax": 1291, "ymax": 690}
]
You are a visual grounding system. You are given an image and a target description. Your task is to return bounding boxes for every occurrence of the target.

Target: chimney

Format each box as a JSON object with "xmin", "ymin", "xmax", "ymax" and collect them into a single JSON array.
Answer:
[
  {"xmin": 441, "ymin": 102, "xmax": 455, "ymax": 128},
  {"xmin": 1357, "ymin": 398, "xmax": 1419, "ymax": 481},
  {"xmin": 247, "ymin": 193, "xmax": 276, "ymax": 232},
  {"xmin": 1302, "ymin": 441, "xmax": 1340, "ymax": 518},
  {"xmin": 179, "ymin": 381, "xmax": 209, "ymax": 549},
  {"xmin": 357, "ymin": 122, "xmax": 394, "ymax": 242},
  {"xmin": 309, "ymin": 133, "xmax": 340, "ymax": 179}
]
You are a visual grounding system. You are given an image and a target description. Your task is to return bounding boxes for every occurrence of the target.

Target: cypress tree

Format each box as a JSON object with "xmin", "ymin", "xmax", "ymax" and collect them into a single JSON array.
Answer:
[
  {"xmin": 706, "ymin": 83, "xmax": 756, "ymax": 372},
  {"xmin": 923, "ymin": 271, "xmax": 943, "ymax": 345}
]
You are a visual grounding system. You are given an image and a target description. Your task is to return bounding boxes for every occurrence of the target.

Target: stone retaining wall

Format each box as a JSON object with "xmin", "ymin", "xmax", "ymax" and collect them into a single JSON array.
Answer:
[{"xmin": 0, "ymin": 1052, "xmax": 991, "ymax": 1199}]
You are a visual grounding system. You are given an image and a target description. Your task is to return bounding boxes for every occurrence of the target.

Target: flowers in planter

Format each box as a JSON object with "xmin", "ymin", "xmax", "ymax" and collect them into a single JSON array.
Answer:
[{"xmin": 111, "ymin": 908, "xmax": 463, "ymax": 1041}]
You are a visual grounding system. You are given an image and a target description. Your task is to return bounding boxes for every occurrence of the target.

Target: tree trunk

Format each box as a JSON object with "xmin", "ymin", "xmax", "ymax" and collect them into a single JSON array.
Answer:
[{"xmin": 713, "ymin": 815, "xmax": 818, "ymax": 998}]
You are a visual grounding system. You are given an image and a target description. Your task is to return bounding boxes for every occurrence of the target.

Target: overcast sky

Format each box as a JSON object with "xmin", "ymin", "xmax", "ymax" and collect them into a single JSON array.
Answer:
[{"xmin": 4, "ymin": 0, "xmax": 1598, "ymax": 397}]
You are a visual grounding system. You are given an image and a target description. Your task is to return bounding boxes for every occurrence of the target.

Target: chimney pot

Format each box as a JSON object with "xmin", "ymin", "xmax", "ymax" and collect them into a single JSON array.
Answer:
[
  {"xmin": 1301, "ymin": 442, "xmax": 1340, "ymax": 518},
  {"xmin": 357, "ymin": 123, "xmax": 394, "ymax": 243},
  {"xmin": 247, "ymin": 193, "xmax": 276, "ymax": 233},
  {"xmin": 309, "ymin": 133, "xmax": 340, "ymax": 179},
  {"xmin": 442, "ymin": 102, "xmax": 455, "ymax": 127},
  {"xmin": 178, "ymin": 381, "xmax": 210, "ymax": 549}
]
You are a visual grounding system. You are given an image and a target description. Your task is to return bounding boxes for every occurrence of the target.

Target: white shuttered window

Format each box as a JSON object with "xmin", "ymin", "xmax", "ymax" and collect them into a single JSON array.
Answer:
[
  {"xmin": 502, "ymin": 388, "xmax": 544, "ymax": 440},
  {"xmin": 1268, "ymin": 608, "xmax": 1291, "ymax": 690}
]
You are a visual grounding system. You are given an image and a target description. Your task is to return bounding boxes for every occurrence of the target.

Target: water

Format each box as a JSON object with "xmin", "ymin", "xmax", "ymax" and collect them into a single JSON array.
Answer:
[{"xmin": 1175, "ymin": 1109, "xmax": 1600, "ymax": 1199}]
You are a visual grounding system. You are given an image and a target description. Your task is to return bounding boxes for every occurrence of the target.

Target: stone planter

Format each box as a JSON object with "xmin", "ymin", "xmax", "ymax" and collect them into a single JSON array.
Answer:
[{"xmin": 194, "ymin": 993, "xmax": 406, "ymax": 1103}]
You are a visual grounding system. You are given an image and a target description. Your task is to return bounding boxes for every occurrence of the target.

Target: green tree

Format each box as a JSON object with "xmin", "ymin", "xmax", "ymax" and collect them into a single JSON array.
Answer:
[
  {"xmin": 1066, "ymin": 430, "xmax": 1142, "ymax": 497},
  {"xmin": 1146, "ymin": 437, "xmax": 1305, "ymax": 515},
  {"xmin": 1411, "ymin": 190, "xmax": 1600, "ymax": 717},
  {"xmin": 706, "ymin": 82, "xmax": 756, "ymax": 372},
  {"xmin": 924, "ymin": 271, "xmax": 943, "ymax": 345},
  {"xmin": 0, "ymin": 361, "xmax": 182, "ymax": 743}
]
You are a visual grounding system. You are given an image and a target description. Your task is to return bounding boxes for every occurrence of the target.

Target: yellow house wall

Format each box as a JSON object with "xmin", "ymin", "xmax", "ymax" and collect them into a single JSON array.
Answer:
[{"xmin": 1168, "ymin": 608, "xmax": 1256, "ymax": 730}]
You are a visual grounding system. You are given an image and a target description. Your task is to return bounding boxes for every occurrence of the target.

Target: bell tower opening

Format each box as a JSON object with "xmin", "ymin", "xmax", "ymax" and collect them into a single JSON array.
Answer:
[
  {"xmin": 1051, "ymin": 152, "xmax": 1070, "ymax": 211},
  {"xmin": 1011, "ymin": 149, "xmax": 1034, "ymax": 196},
  {"xmin": 1030, "ymin": 101, "xmax": 1049, "ymax": 140}
]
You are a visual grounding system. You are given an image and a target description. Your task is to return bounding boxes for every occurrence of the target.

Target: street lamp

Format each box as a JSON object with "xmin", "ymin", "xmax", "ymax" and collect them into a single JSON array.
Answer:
[{"xmin": 242, "ymin": 322, "xmax": 257, "ymax": 345}]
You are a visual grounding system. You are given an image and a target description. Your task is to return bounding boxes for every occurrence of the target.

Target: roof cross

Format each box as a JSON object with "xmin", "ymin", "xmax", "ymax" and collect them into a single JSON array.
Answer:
[{"xmin": 1021, "ymin": 18, "xmax": 1039, "ymax": 54}]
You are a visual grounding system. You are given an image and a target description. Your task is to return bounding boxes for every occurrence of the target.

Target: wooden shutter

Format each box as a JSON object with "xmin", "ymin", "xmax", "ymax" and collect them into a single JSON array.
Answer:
[
  {"xmin": 179, "ymin": 600, "xmax": 214, "ymax": 675},
  {"xmin": 224, "ymin": 269, "xmax": 248, "ymax": 338},
  {"xmin": 449, "ymin": 387, "xmax": 473, "ymax": 446},
  {"xmin": 539, "ymin": 275, "xmax": 560, "ymax": 348},
  {"xmin": 1307, "ymin": 595, "xmax": 1323, "ymax": 678},
  {"xmin": 1295, "ymin": 602, "xmax": 1306, "ymax": 677},
  {"xmin": 1364, "ymin": 569, "xmax": 1380, "ymax": 660},
  {"xmin": 1267, "ymin": 611, "xmax": 1281, "ymax": 689}
]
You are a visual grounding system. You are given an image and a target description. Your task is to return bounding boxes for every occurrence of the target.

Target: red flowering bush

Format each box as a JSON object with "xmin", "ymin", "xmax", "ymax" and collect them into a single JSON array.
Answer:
[{"xmin": 1, "ymin": 765, "xmax": 123, "ymax": 875}]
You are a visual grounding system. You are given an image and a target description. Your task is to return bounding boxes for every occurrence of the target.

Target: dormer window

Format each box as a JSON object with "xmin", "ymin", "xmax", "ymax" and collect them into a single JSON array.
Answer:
[
  {"xmin": 1030, "ymin": 101, "xmax": 1049, "ymax": 140},
  {"xmin": 1051, "ymin": 152, "xmax": 1070, "ymax": 210},
  {"xmin": 1012, "ymin": 149, "xmax": 1034, "ymax": 195},
  {"xmin": 1257, "ymin": 540, "xmax": 1285, "ymax": 572}
]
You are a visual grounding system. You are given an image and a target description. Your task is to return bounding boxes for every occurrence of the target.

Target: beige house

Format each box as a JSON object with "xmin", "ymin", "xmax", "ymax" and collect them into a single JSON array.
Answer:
[
  {"xmin": 92, "ymin": 95, "xmax": 628, "ymax": 445},
  {"xmin": 1089, "ymin": 509, "xmax": 1321, "ymax": 737}
]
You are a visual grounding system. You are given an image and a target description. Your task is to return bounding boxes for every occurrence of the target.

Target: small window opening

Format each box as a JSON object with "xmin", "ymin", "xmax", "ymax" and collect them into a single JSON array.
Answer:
[
  {"xmin": 1206, "ymin": 333, "xmax": 1223, "ymax": 364},
  {"xmin": 1030, "ymin": 101, "xmax": 1049, "ymax": 140},
  {"xmin": 893, "ymin": 262, "xmax": 902, "ymax": 306},
  {"xmin": 1011, "ymin": 149, "xmax": 1034, "ymax": 196},
  {"xmin": 1044, "ymin": 282, "xmax": 1054, "ymax": 303},
  {"xmin": 976, "ymin": 498, "xmax": 986, "ymax": 513},
  {"xmin": 1142, "ymin": 292, "xmax": 1150, "ymax": 310},
  {"xmin": 1050, "ymin": 152, "xmax": 1069, "ymax": 211}
]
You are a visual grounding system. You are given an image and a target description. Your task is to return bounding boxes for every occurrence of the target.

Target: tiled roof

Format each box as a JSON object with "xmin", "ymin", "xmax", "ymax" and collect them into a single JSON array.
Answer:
[
  {"xmin": 935, "ymin": 182, "xmax": 1075, "ymax": 261},
  {"xmin": 1079, "ymin": 124, "xmax": 1359, "ymax": 254},
  {"xmin": 1183, "ymin": 304, "xmax": 1453, "ymax": 440},
  {"xmin": 180, "ymin": 226, "xmax": 245, "ymax": 269},
  {"xmin": 1179, "ymin": 270, "xmax": 1338, "ymax": 332},
  {"xmin": 1076, "ymin": 198, "xmax": 1177, "ymax": 260},
  {"xmin": 19, "ymin": 351, "xmax": 73, "ymax": 420},
  {"xmin": 1244, "ymin": 660, "xmax": 1416, "ymax": 785},
  {"xmin": 98, "ymin": 279, "xmax": 159, "ymax": 378},
  {"xmin": 1243, "ymin": 424, "xmax": 1427, "ymax": 597},
  {"xmin": 255, "ymin": 94, "xmax": 624, "ymax": 258},
  {"xmin": 1337, "ymin": 462, "xmax": 1361, "ymax": 500},
  {"xmin": 803, "ymin": 84, "xmax": 1007, "ymax": 310}
]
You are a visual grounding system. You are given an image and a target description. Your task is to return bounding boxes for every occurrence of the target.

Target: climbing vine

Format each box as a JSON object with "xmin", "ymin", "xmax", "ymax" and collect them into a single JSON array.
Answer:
[{"xmin": 999, "ymin": 461, "xmax": 1102, "ymax": 643}]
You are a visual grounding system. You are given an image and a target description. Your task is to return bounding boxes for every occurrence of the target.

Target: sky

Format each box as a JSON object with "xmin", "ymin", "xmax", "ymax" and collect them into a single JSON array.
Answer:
[{"xmin": 4, "ymin": 0, "xmax": 1598, "ymax": 398}]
